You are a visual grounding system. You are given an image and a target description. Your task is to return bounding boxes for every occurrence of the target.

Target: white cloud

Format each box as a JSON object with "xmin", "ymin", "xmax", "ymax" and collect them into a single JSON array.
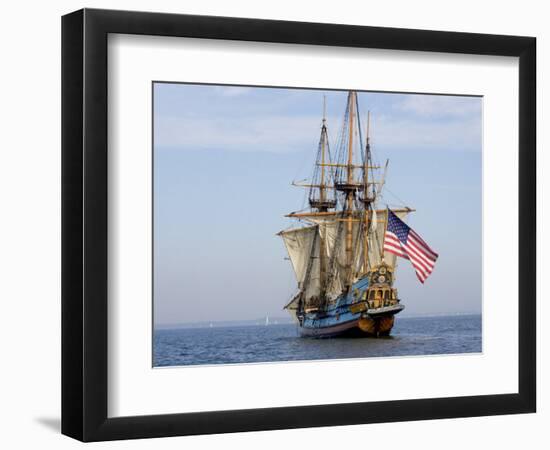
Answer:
[
  {"xmin": 397, "ymin": 95, "xmax": 481, "ymax": 118},
  {"xmin": 213, "ymin": 86, "xmax": 253, "ymax": 97},
  {"xmin": 369, "ymin": 114, "xmax": 481, "ymax": 152},
  {"xmin": 155, "ymin": 114, "xmax": 327, "ymax": 153},
  {"xmin": 155, "ymin": 109, "xmax": 481, "ymax": 154}
]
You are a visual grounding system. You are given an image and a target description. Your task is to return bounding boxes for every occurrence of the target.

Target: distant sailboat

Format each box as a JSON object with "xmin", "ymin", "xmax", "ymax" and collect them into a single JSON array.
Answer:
[{"xmin": 265, "ymin": 315, "xmax": 269, "ymax": 326}]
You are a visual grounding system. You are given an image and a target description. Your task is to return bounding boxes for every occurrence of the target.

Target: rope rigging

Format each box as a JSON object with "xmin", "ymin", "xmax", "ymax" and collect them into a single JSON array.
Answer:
[{"xmin": 281, "ymin": 91, "xmax": 413, "ymax": 316}]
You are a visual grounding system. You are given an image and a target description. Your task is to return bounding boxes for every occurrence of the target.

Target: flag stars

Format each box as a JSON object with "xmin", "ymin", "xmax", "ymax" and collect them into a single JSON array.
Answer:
[{"xmin": 384, "ymin": 210, "xmax": 438, "ymax": 284}]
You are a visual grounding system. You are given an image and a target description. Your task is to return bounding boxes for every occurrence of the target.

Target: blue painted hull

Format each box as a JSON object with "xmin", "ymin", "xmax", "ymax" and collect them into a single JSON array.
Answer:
[{"xmin": 299, "ymin": 276, "xmax": 403, "ymax": 338}]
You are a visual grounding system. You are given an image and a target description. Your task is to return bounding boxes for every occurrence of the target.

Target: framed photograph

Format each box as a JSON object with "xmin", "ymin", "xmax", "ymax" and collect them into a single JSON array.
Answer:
[{"xmin": 61, "ymin": 8, "xmax": 536, "ymax": 442}]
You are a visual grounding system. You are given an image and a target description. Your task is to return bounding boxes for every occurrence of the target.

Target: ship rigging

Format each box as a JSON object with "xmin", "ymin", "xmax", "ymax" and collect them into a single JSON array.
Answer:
[{"xmin": 279, "ymin": 91, "xmax": 415, "ymax": 338}]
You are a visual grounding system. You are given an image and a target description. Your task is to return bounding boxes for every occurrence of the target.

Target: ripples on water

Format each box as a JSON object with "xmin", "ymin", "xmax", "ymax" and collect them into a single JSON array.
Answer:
[{"xmin": 153, "ymin": 314, "xmax": 481, "ymax": 367}]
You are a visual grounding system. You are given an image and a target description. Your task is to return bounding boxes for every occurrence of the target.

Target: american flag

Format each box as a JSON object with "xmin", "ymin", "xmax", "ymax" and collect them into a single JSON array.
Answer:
[{"xmin": 383, "ymin": 209, "xmax": 439, "ymax": 283}]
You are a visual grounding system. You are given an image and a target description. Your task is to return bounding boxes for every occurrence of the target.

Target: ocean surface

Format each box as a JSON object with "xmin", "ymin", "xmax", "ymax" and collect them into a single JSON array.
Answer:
[{"xmin": 153, "ymin": 314, "xmax": 481, "ymax": 367}]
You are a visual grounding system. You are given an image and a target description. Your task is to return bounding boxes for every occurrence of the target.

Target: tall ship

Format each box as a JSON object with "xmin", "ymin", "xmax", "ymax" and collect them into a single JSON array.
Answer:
[{"xmin": 279, "ymin": 91, "xmax": 418, "ymax": 338}]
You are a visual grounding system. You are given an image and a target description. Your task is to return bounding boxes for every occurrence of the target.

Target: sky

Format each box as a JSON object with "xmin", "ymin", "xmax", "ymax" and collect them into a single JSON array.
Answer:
[{"xmin": 153, "ymin": 83, "xmax": 482, "ymax": 326}]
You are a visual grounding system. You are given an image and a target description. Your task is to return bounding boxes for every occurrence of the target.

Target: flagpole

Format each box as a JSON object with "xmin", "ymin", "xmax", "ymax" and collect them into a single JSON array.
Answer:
[{"xmin": 382, "ymin": 206, "xmax": 389, "ymax": 260}]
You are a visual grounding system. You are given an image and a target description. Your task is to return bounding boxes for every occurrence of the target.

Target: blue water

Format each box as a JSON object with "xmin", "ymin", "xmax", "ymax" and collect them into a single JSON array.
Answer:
[{"xmin": 153, "ymin": 314, "xmax": 481, "ymax": 367}]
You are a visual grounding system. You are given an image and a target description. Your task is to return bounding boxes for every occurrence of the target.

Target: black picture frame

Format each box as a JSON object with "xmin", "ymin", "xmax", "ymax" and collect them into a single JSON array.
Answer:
[{"xmin": 61, "ymin": 8, "xmax": 536, "ymax": 442}]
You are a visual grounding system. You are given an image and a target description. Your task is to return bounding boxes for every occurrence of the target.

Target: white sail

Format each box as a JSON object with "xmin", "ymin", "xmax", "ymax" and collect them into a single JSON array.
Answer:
[
  {"xmin": 279, "ymin": 226, "xmax": 321, "ymax": 304},
  {"xmin": 308, "ymin": 208, "xmax": 411, "ymax": 298},
  {"xmin": 370, "ymin": 208, "xmax": 378, "ymax": 232},
  {"xmin": 280, "ymin": 226, "xmax": 316, "ymax": 284},
  {"xmin": 319, "ymin": 220, "xmax": 362, "ymax": 297},
  {"xmin": 283, "ymin": 291, "xmax": 302, "ymax": 322},
  {"xmin": 318, "ymin": 222, "xmax": 344, "ymax": 298},
  {"xmin": 367, "ymin": 208, "xmax": 410, "ymax": 269}
]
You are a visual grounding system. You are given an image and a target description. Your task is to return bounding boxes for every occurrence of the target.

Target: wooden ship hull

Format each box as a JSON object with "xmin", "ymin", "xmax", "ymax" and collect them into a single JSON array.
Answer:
[{"xmin": 296, "ymin": 276, "xmax": 405, "ymax": 338}]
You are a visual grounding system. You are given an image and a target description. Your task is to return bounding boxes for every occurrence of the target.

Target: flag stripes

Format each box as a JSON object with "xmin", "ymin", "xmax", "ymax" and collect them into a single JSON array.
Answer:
[{"xmin": 383, "ymin": 210, "xmax": 438, "ymax": 283}]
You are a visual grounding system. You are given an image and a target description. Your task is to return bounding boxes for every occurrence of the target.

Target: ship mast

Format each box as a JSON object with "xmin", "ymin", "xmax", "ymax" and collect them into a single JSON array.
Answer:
[
  {"xmin": 345, "ymin": 92, "xmax": 356, "ymax": 286},
  {"xmin": 306, "ymin": 96, "xmax": 335, "ymax": 212},
  {"xmin": 363, "ymin": 111, "xmax": 371, "ymax": 275},
  {"xmin": 320, "ymin": 96, "xmax": 327, "ymax": 205},
  {"xmin": 292, "ymin": 96, "xmax": 336, "ymax": 307},
  {"xmin": 318, "ymin": 96, "xmax": 328, "ymax": 300}
]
